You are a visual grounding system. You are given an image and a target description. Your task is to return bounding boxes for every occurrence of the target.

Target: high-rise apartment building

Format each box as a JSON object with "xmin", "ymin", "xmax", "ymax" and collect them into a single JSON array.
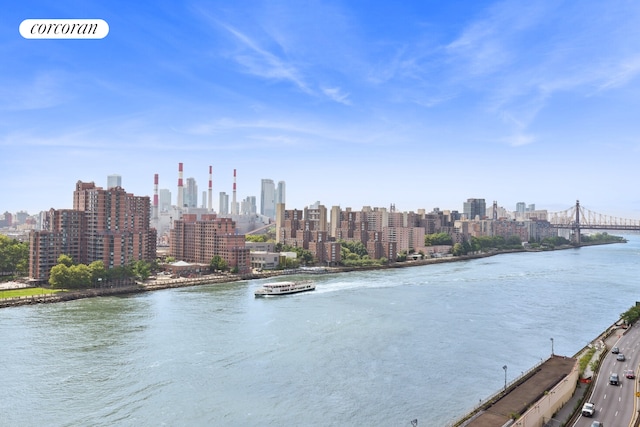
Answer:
[
  {"xmin": 29, "ymin": 181, "xmax": 157, "ymax": 281},
  {"xmin": 276, "ymin": 181, "xmax": 286, "ymax": 205},
  {"xmin": 261, "ymin": 179, "xmax": 276, "ymax": 219},
  {"xmin": 107, "ymin": 174, "xmax": 122, "ymax": 189},
  {"xmin": 463, "ymin": 198, "xmax": 486, "ymax": 220},
  {"xmin": 159, "ymin": 189, "xmax": 172, "ymax": 212},
  {"xmin": 185, "ymin": 177, "xmax": 198, "ymax": 208},
  {"xmin": 219, "ymin": 192, "xmax": 229, "ymax": 215},
  {"xmin": 241, "ymin": 196, "xmax": 257, "ymax": 215}
]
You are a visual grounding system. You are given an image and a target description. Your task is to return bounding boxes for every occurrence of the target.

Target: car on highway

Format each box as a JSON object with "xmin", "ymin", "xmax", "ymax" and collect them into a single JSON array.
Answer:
[
  {"xmin": 582, "ymin": 402, "xmax": 595, "ymax": 417},
  {"xmin": 590, "ymin": 421, "xmax": 603, "ymax": 427},
  {"xmin": 610, "ymin": 373, "xmax": 619, "ymax": 385},
  {"xmin": 612, "ymin": 346, "xmax": 619, "ymax": 354},
  {"xmin": 625, "ymin": 369, "xmax": 635, "ymax": 379},
  {"xmin": 616, "ymin": 353, "xmax": 626, "ymax": 361}
]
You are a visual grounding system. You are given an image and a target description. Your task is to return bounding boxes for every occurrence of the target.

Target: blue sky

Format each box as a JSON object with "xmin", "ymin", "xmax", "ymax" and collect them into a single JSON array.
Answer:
[{"xmin": 2, "ymin": 1, "xmax": 640, "ymax": 219}]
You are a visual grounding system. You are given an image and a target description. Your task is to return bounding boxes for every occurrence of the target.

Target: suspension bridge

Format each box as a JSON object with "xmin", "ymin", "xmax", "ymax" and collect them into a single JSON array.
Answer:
[{"xmin": 548, "ymin": 200, "xmax": 640, "ymax": 243}]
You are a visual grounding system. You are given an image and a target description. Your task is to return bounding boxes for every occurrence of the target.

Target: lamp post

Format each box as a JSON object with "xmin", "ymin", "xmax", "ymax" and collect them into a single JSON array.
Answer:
[
  {"xmin": 503, "ymin": 365, "xmax": 507, "ymax": 391},
  {"xmin": 550, "ymin": 337, "xmax": 554, "ymax": 356}
]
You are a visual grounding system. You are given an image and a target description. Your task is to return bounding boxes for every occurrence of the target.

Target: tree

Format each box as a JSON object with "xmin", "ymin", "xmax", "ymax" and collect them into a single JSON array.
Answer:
[
  {"xmin": 131, "ymin": 260, "xmax": 151, "ymax": 280},
  {"xmin": 49, "ymin": 264, "xmax": 71, "ymax": 289},
  {"xmin": 278, "ymin": 257, "xmax": 300, "ymax": 269},
  {"xmin": 506, "ymin": 235, "xmax": 522, "ymax": 248},
  {"xmin": 57, "ymin": 254, "xmax": 74, "ymax": 267},
  {"xmin": 425, "ymin": 233, "xmax": 453, "ymax": 246},
  {"xmin": 275, "ymin": 244, "xmax": 315, "ymax": 266},
  {"xmin": 210, "ymin": 255, "xmax": 228, "ymax": 272},
  {"xmin": 621, "ymin": 305, "xmax": 640, "ymax": 326},
  {"xmin": 451, "ymin": 243, "xmax": 464, "ymax": 256},
  {"xmin": 0, "ymin": 235, "xmax": 29, "ymax": 275},
  {"xmin": 340, "ymin": 241, "xmax": 368, "ymax": 257},
  {"xmin": 69, "ymin": 264, "xmax": 91, "ymax": 288},
  {"xmin": 246, "ymin": 234, "xmax": 268, "ymax": 242},
  {"xmin": 89, "ymin": 261, "xmax": 106, "ymax": 284}
]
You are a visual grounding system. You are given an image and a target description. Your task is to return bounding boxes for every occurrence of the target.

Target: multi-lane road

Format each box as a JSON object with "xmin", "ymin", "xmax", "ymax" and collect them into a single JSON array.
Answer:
[{"xmin": 575, "ymin": 326, "xmax": 640, "ymax": 427}]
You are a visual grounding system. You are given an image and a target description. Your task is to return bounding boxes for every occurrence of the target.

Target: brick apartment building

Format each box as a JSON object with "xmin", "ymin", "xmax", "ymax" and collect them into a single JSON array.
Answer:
[
  {"xmin": 29, "ymin": 181, "xmax": 157, "ymax": 282},
  {"xmin": 169, "ymin": 214, "xmax": 250, "ymax": 274}
]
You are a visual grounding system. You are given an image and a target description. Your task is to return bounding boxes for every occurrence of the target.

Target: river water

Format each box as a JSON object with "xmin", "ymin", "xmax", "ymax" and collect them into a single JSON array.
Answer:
[{"xmin": 2, "ymin": 236, "xmax": 640, "ymax": 426}]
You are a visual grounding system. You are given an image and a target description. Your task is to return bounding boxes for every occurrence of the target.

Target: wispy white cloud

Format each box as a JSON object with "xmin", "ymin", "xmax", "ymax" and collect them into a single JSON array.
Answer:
[
  {"xmin": 598, "ymin": 56, "xmax": 640, "ymax": 91},
  {"xmin": 321, "ymin": 87, "xmax": 351, "ymax": 105},
  {"xmin": 502, "ymin": 133, "xmax": 535, "ymax": 147},
  {"xmin": 0, "ymin": 72, "xmax": 70, "ymax": 111},
  {"xmin": 439, "ymin": 1, "xmax": 640, "ymax": 146},
  {"xmin": 218, "ymin": 22, "xmax": 311, "ymax": 94}
]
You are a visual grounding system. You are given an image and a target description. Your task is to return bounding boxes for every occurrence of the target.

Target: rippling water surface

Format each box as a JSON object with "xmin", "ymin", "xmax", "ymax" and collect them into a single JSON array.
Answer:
[{"xmin": 2, "ymin": 236, "xmax": 640, "ymax": 426}]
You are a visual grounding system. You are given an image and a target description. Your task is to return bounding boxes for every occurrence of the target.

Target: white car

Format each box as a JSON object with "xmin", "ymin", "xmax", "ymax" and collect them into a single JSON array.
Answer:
[{"xmin": 582, "ymin": 402, "xmax": 595, "ymax": 417}]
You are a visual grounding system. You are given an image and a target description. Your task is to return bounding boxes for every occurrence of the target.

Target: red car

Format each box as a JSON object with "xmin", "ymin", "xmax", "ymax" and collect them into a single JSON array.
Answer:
[{"xmin": 626, "ymin": 370, "xmax": 635, "ymax": 379}]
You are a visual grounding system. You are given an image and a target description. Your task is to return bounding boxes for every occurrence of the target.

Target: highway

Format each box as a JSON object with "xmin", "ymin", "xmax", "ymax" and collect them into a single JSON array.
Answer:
[{"xmin": 574, "ymin": 326, "xmax": 640, "ymax": 427}]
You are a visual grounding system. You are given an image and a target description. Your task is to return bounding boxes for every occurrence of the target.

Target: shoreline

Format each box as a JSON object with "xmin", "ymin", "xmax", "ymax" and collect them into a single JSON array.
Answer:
[{"xmin": 0, "ymin": 241, "xmax": 619, "ymax": 309}]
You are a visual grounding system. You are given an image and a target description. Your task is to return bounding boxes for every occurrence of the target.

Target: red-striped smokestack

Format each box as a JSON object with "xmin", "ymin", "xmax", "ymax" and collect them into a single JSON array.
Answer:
[
  {"xmin": 153, "ymin": 174, "xmax": 159, "ymax": 220},
  {"xmin": 231, "ymin": 168, "xmax": 237, "ymax": 214},
  {"xmin": 208, "ymin": 165, "xmax": 213, "ymax": 212},
  {"xmin": 177, "ymin": 162, "xmax": 184, "ymax": 208}
]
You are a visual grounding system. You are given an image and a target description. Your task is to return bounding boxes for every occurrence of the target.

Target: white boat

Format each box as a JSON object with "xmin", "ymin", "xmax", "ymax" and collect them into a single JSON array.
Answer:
[{"xmin": 254, "ymin": 281, "xmax": 316, "ymax": 297}]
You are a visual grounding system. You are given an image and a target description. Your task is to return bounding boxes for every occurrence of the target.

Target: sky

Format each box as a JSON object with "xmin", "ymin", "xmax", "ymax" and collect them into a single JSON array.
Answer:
[{"xmin": 2, "ymin": 1, "xmax": 640, "ymax": 220}]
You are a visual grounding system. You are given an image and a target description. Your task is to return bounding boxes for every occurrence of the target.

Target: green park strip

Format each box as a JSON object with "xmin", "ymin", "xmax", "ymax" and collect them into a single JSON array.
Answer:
[{"xmin": 0, "ymin": 287, "xmax": 62, "ymax": 299}]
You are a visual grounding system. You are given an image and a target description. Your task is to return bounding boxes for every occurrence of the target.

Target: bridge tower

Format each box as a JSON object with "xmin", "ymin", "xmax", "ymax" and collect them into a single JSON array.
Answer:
[
  {"xmin": 573, "ymin": 200, "xmax": 581, "ymax": 244},
  {"xmin": 492, "ymin": 201, "xmax": 498, "ymax": 221}
]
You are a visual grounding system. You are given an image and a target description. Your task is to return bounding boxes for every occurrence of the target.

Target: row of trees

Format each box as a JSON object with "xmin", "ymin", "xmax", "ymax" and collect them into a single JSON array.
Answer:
[
  {"xmin": 275, "ymin": 243, "xmax": 314, "ymax": 268},
  {"xmin": 423, "ymin": 233, "xmax": 525, "ymax": 256},
  {"xmin": 339, "ymin": 241, "xmax": 388, "ymax": 267},
  {"xmin": 48, "ymin": 255, "xmax": 154, "ymax": 289},
  {"xmin": 621, "ymin": 304, "xmax": 640, "ymax": 326},
  {"xmin": 581, "ymin": 232, "xmax": 626, "ymax": 244}
]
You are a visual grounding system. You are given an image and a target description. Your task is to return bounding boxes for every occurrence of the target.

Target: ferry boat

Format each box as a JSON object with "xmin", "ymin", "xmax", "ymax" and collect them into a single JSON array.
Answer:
[{"xmin": 254, "ymin": 281, "xmax": 316, "ymax": 297}]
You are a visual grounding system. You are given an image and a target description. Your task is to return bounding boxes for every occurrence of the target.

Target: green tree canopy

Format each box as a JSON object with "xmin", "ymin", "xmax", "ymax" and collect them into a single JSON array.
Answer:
[
  {"xmin": 340, "ymin": 241, "xmax": 368, "ymax": 257},
  {"xmin": 57, "ymin": 254, "xmax": 74, "ymax": 267},
  {"xmin": 210, "ymin": 255, "xmax": 228, "ymax": 272},
  {"xmin": 451, "ymin": 243, "xmax": 465, "ymax": 256},
  {"xmin": 0, "ymin": 235, "xmax": 29, "ymax": 275},
  {"xmin": 278, "ymin": 256, "xmax": 300, "ymax": 269},
  {"xmin": 246, "ymin": 234, "xmax": 268, "ymax": 242},
  {"xmin": 621, "ymin": 305, "xmax": 640, "ymax": 325},
  {"xmin": 49, "ymin": 264, "xmax": 70, "ymax": 289},
  {"xmin": 424, "ymin": 233, "xmax": 453, "ymax": 246},
  {"xmin": 49, "ymin": 263, "xmax": 92, "ymax": 289},
  {"xmin": 131, "ymin": 260, "xmax": 151, "ymax": 280},
  {"xmin": 69, "ymin": 264, "xmax": 91, "ymax": 288}
]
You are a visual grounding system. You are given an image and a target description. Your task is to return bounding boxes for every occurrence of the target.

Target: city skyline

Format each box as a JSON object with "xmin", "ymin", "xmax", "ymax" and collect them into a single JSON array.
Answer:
[{"xmin": 3, "ymin": 2, "xmax": 640, "ymax": 218}]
